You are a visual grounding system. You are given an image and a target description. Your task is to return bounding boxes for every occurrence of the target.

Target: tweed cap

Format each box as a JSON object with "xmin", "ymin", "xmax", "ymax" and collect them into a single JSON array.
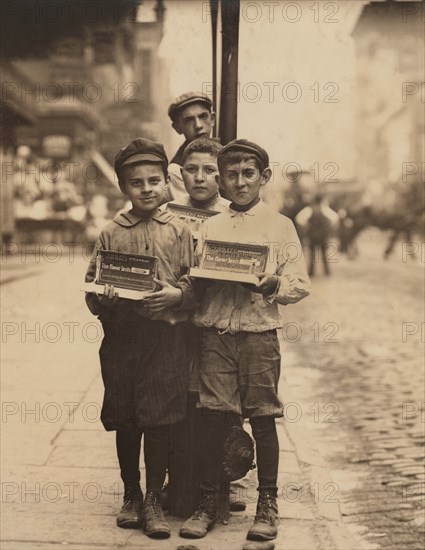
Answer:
[
  {"xmin": 114, "ymin": 138, "xmax": 168, "ymax": 191},
  {"xmin": 218, "ymin": 139, "xmax": 270, "ymax": 169},
  {"xmin": 168, "ymin": 92, "xmax": 213, "ymax": 121}
]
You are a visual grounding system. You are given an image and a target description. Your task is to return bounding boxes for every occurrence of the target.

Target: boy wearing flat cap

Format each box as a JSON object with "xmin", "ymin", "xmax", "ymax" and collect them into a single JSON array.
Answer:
[
  {"xmin": 180, "ymin": 139, "xmax": 311, "ymax": 542},
  {"xmin": 85, "ymin": 138, "xmax": 195, "ymax": 540},
  {"xmin": 167, "ymin": 92, "xmax": 215, "ymax": 202}
]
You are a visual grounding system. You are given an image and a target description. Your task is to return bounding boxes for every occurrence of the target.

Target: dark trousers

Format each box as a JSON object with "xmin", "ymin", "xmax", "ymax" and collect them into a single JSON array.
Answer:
[
  {"xmin": 309, "ymin": 242, "xmax": 330, "ymax": 276},
  {"xmin": 200, "ymin": 412, "xmax": 279, "ymax": 494},
  {"xmin": 116, "ymin": 426, "xmax": 171, "ymax": 492}
]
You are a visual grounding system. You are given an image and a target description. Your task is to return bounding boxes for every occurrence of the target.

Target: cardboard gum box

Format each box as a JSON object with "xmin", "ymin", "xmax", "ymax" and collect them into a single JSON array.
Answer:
[
  {"xmin": 81, "ymin": 250, "xmax": 158, "ymax": 300},
  {"xmin": 166, "ymin": 203, "xmax": 220, "ymax": 240},
  {"xmin": 190, "ymin": 240, "xmax": 269, "ymax": 285}
]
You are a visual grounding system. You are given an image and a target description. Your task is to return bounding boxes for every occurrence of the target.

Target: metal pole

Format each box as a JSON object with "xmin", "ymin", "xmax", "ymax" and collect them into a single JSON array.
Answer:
[
  {"xmin": 210, "ymin": 0, "xmax": 218, "ymax": 137},
  {"xmin": 219, "ymin": 0, "xmax": 240, "ymax": 144}
]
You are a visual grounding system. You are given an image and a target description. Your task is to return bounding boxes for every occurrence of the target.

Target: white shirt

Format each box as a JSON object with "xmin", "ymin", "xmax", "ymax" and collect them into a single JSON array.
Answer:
[{"xmin": 192, "ymin": 200, "xmax": 311, "ymax": 332}]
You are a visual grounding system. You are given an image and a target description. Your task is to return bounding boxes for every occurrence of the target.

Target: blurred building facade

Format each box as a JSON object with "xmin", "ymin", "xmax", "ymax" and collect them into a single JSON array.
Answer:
[
  {"xmin": 1, "ymin": 0, "xmax": 169, "ymax": 243},
  {"xmin": 352, "ymin": 0, "xmax": 424, "ymax": 209}
]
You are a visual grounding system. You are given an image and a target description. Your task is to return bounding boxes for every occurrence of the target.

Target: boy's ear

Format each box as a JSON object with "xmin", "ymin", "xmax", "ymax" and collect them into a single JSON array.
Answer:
[
  {"xmin": 172, "ymin": 121, "xmax": 183, "ymax": 135},
  {"xmin": 210, "ymin": 111, "xmax": 216, "ymax": 128},
  {"xmin": 164, "ymin": 174, "xmax": 170, "ymax": 188},
  {"xmin": 260, "ymin": 168, "xmax": 272, "ymax": 186}
]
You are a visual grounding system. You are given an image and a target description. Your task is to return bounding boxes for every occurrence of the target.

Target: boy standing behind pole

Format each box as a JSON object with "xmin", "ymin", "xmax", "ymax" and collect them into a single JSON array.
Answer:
[
  {"xmin": 166, "ymin": 137, "xmax": 249, "ymax": 513},
  {"xmin": 167, "ymin": 137, "xmax": 229, "ymax": 213},
  {"xmin": 179, "ymin": 139, "xmax": 311, "ymax": 542}
]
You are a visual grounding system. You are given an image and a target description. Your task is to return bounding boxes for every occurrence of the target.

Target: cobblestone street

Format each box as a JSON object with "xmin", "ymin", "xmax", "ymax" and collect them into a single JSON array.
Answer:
[{"xmin": 282, "ymin": 229, "xmax": 424, "ymax": 549}]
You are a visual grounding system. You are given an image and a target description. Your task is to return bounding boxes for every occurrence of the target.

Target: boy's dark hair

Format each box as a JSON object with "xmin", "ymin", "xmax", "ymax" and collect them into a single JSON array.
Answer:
[
  {"xmin": 182, "ymin": 137, "xmax": 223, "ymax": 164},
  {"xmin": 217, "ymin": 150, "xmax": 266, "ymax": 175}
]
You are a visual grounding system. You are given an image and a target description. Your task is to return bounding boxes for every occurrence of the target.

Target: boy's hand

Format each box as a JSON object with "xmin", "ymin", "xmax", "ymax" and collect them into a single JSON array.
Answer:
[
  {"xmin": 97, "ymin": 284, "xmax": 120, "ymax": 307},
  {"xmin": 142, "ymin": 279, "xmax": 182, "ymax": 313},
  {"xmin": 252, "ymin": 273, "xmax": 279, "ymax": 296}
]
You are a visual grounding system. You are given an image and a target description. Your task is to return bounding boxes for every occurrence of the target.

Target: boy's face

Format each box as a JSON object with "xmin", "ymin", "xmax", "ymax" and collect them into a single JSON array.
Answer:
[
  {"xmin": 172, "ymin": 103, "xmax": 215, "ymax": 142},
  {"xmin": 122, "ymin": 163, "xmax": 168, "ymax": 215},
  {"xmin": 219, "ymin": 159, "xmax": 271, "ymax": 205},
  {"xmin": 181, "ymin": 152, "xmax": 219, "ymax": 203}
]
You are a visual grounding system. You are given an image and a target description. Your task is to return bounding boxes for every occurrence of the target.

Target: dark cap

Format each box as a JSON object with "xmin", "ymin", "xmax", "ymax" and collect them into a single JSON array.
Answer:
[
  {"xmin": 218, "ymin": 139, "xmax": 269, "ymax": 169},
  {"xmin": 168, "ymin": 92, "xmax": 213, "ymax": 121},
  {"xmin": 114, "ymin": 138, "xmax": 168, "ymax": 190}
]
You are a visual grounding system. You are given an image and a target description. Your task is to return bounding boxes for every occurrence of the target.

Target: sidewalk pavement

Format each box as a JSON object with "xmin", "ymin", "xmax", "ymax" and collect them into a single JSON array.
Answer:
[{"xmin": 1, "ymin": 254, "xmax": 361, "ymax": 550}]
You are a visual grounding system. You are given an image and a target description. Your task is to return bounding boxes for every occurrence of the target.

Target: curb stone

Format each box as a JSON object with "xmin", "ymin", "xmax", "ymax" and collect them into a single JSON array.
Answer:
[{"xmin": 282, "ymin": 372, "xmax": 365, "ymax": 550}]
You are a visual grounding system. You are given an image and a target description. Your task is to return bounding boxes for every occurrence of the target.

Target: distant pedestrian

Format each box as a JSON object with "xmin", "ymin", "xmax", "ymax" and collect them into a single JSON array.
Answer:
[
  {"xmin": 338, "ymin": 208, "xmax": 359, "ymax": 260},
  {"xmin": 84, "ymin": 138, "xmax": 196, "ymax": 539},
  {"xmin": 296, "ymin": 194, "xmax": 339, "ymax": 276}
]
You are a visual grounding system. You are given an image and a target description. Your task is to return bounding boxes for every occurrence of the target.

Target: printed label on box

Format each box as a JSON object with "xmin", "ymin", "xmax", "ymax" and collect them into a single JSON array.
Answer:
[
  {"xmin": 166, "ymin": 203, "xmax": 220, "ymax": 237},
  {"xmin": 95, "ymin": 250, "xmax": 157, "ymax": 292},
  {"xmin": 201, "ymin": 240, "xmax": 269, "ymax": 275}
]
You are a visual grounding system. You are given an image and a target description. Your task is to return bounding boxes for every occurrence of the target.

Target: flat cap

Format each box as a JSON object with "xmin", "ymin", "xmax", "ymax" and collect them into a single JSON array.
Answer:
[
  {"xmin": 218, "ymin": 139, "xmax": 269, "ymax": 169},
  {"xmin": 168, "ymin": 92, "xmax": 213, "ymax": 121},
  {"xmin": 114, "ymin": 138, "xmax": 168, "ymax": 191}
]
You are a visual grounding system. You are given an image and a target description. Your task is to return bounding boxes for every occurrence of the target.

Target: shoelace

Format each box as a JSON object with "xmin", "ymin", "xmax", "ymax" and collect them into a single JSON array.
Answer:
[
  {"xmin": 123, "ymin": 486, "xmax": 142, "ymax": 505},
  {"xmin": 255, "ymin": 493, "xmax": 275, "ymax": 522},
  {"xmin": 191, "ymin": 495, "xmax": 215, "ymax": 520},
  {"xmin": 145, "ymin": 494, "xmax": 162, "ymax": 518},
  {"xmin": 191, "ymin": 505, "xmax": 206, "ymax": 521}
]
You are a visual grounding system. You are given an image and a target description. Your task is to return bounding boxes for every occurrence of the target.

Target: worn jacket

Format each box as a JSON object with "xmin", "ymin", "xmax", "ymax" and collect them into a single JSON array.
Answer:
[{"xmin": 85, "ymin": 209, "xmax": 195, "ymax": 324}]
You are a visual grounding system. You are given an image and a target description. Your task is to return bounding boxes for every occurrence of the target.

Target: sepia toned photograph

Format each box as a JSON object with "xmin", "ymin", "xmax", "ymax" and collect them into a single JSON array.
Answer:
[{"xmin": 1, "ymin": 1, "xmax": 424, "ymax": 549}]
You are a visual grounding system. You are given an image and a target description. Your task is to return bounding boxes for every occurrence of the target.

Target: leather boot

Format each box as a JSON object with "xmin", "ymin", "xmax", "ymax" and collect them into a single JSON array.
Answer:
[
  {"xmin": 160, "ymin": 482, "xmax": 169, "ymax": 511},
  {"xmin": 179, "ymin": 491, "xmax": 218, "ymax": 539},
  {"xmin": 142, "ymin": 491, "xmax": 171, "ymax": 539},
  {"xmin": 246, "ymin": 489, "xmax": 279, "ymax": 541},
  {"xmin": 116, "ymin": 482, "xmax": 144, "ymax": 529}
]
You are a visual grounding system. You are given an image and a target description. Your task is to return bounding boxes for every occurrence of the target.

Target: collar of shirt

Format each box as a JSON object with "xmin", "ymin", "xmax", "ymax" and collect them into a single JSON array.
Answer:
[
  {"xmin": 229, "ymin": 199, "xmax": 264, "ymax": 218},
  {"xmin": 114, "ymin": 208, "xmax": 173, "ymax": 227}
]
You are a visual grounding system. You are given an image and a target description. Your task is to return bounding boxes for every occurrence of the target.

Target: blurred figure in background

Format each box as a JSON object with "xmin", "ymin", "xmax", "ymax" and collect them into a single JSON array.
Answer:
[
  {"xmin": 48, "ymin": 165, "xmax": 81, "ymax": 216},
  {"xmin": 13, "ymin": 146, "xmax": 41, "ymax": 219},
  {"xmin": 383, "ymin": 179, "xmax": 425, "ymax": 260},
  {"xmin": 338, "ymin": 208, "xmax": 359, "ymax": 260},
  {"xmin": 85, "ymin": 195, "xmax": 111, "ymax": 247},
  {"xmin": 296, "ymin": 193, "xmax": 339, "ymax": 276}
]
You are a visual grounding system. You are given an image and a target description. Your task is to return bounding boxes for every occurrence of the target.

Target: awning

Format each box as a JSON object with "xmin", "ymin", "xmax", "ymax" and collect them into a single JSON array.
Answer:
[{"xmin": 90, "ymin": 150, "xmax": 117, "ymax": 187}]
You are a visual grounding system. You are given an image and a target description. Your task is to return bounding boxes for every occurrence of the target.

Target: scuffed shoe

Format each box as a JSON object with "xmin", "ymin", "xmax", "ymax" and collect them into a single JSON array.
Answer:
[
  {"xmin": 160, "ymin": 481, "xmax": 169, "ymax": 510},
  {"xmin": 116, "ymin": 482, "xmax": 144, "ymax": 529},
  {"xmin": 142, "ymin": 491, "xmax": 171, "ymax": 539},
  {"xmin": 246, "ymin": 490, "xmax": 279, "ymax": 541},
  {"xmin": 179, "ymin": 491, "xmax": 218, "ymax": 539}
]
